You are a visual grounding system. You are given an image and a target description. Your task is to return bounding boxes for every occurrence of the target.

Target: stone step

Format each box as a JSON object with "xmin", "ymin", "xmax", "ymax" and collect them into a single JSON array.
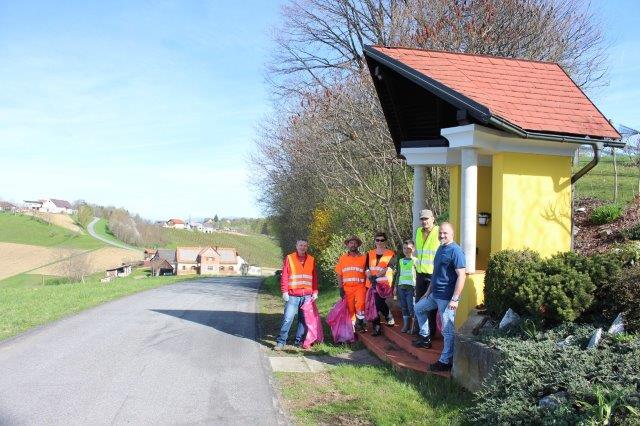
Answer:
[
  {"xmin": 381, "ymin": 318, "xmax": 445, "ymax": 362},
  {"xmin": 357, "ymin": 330, "xmax": 449, "ymax": 378}
]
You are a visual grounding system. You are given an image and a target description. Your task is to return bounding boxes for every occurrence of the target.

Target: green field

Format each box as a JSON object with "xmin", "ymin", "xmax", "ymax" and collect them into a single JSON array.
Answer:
[
  {"xmin": 574, "ymin": 154, "xmax": 639, "ymax": 205},
  {"xmin": 0, "ymin": 270, "xmax": 197, "ymax": 341},
  {"xmin": 162, "ymin": 228, "xmax": 282, "ymax": 267},
  {"xmin": 0, "ymin": 213, "xmax": 104, "ymax": 249},
  {"xmin": 92, "ymin": 218, "xmax": 138, "ymax": 249}
]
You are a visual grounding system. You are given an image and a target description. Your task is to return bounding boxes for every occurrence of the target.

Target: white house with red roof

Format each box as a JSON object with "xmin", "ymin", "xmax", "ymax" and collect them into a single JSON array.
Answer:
[{"xmin": 163, "ymin": 218, "xmax": 186, "ymax": 229}]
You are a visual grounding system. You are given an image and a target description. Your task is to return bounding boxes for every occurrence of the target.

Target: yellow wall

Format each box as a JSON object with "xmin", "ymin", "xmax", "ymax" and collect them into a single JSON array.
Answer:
[
  {"xmin": 476, "ymin": 166, "xmax": 492, "ymax": 271},
  {"xmin": 455, "ymin": 272, "xmax": 485, "ymax": 328},
  {"xmin": 491, "ymin": 152, "xmax": 572, "ymax": 257},
  {"xmin": 448, "ymin": 165, "xmax": 461, "ymax": 239}
]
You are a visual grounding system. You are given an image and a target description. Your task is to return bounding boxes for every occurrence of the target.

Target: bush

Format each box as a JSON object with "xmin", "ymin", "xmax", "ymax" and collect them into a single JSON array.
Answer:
[
  {"xmin": 484, "ymin": 249, "xmax": 542, "ymax": 318},
  {"xmin": 600, "ymin": 265, "xmax": 640, "ymax": 333},
  {"xmin": 590, "ymin": 204, "xmax": 624, "ymax": 225},
  {"xmin": 623, "ymin": 223, "xmax": 640, "ymax": 240},
  {"xmin": 469, "ymin": 325, "xmax": 640, "ymax": 424},
  {"xmin": 485, "ymin": 250, "xmax": 596, "ymax": 323}
]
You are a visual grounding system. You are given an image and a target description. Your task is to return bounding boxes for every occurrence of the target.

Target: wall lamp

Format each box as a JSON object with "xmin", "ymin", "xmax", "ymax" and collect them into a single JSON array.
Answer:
[{"xmin": 478, "ymin": 212, "xmax": 491, "ymax": 226}]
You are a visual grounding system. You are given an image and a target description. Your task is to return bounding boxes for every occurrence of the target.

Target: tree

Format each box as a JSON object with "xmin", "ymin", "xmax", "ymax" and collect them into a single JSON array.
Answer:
[
  {"xmin": 75, "ymin": 205, "xmax": 94, "ymax": 229},
  {"xmin": 214, "ymin": 214, "xmax": 219, "ymax": 222}
]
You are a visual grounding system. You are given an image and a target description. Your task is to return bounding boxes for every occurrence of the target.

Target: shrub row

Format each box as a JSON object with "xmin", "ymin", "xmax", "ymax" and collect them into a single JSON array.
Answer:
[{"xmin": 484, "ymin": 246, "xmax": 639, "ymax": 329}]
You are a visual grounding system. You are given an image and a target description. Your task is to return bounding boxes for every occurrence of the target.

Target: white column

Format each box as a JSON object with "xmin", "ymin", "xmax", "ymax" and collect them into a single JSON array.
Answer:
[
  {"xmin": 412, "ymin": 165, "xmax": 426, "ymax": 232},
  {"xmin": 460, "ymin": 148, "xmax": 477, "ymax": 273}
]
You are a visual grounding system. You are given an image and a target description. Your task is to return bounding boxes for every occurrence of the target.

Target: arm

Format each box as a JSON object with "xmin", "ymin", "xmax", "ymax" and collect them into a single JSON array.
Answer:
[
  {"xmin": 448, "ymin": 268, "xmax": 466, "ymax": 310},
  {"xmin": 280, "ymin": 257, "xmax": 290, "ymax": 294}
]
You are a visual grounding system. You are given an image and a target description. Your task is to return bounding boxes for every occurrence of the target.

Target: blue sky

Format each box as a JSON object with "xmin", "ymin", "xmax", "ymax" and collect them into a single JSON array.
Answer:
[{"xmin": 0, "ymin": 1, "xmax": 638, "ymax": 221}]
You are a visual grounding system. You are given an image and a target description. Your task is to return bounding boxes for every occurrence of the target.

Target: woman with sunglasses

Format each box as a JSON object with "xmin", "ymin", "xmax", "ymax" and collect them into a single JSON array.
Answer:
[{"xmin": 365, "ymin": 231, "xmax": 397, "ymax": 336}]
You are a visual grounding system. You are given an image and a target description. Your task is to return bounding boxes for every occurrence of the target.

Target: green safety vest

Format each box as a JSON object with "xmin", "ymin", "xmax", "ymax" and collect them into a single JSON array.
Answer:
[
  {"xmin": 415, "ymin": 226, "xmax": 440, "ymax": 274},
  {"xmin": 398, "ymin": 257, "xmax": 416, "ymax": 286}
]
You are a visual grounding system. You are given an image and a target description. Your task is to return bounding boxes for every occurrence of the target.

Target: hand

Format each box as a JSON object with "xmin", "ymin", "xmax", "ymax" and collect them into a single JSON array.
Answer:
[
  {"xmin": 312, "ymin": 292, "xmax": 318, "ymax": 301},
  {"xmin": 282, "ymin": 292, "xmax": 290, "ymax": 302},
  {"xmin": 448, "ymin": 300, "xmax": 459, "ymax": 310},
  {"xmin": 339, "ymin": 287, "xmax": 345, "ymax": 299}
]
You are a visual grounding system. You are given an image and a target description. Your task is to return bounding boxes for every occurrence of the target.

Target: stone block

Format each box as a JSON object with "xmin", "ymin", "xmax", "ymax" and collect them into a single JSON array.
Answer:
[{"xmin": 452, "ymin": 334, "xmax": 502, "ymax": 392}]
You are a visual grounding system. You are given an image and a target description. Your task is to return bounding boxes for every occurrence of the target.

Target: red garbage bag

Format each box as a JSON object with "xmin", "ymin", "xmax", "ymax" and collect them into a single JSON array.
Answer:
[
  {"xmin": 301, "ymin": 299, "xmax": 324, "ymax": 349},
  {"xmin": 326, "ymin": 299, "xmax": 355, "ymax": 343},
  {"xmin": 364, "ymin": 288, "xmax": 378, "ymax": 322}
]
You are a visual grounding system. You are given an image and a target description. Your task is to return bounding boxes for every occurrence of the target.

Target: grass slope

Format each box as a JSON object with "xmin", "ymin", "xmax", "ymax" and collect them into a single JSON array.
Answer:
[
  {"xmin": 574, "ymin": 155, "xmax": 639, "ymax": 205},
  {"xmin": 0, "ymin": 270, "xmax": 197, "ymax": 341},
  {"xmin": 0, "ymin": 213, "xmax": 103, "ymax": 250},
  {"xmin": 162, "ymin": 228, "xmax": 282, "ymax": 268},
  {"xmin": 92, "ymin": 218, "xmax": 138, "ymax": 249}
]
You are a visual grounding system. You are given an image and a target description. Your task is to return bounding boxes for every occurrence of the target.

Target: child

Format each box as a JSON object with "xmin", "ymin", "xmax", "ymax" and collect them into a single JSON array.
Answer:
[{"xmin": 396, "ymin": 240, "xmax": 417, "ymax": 333}]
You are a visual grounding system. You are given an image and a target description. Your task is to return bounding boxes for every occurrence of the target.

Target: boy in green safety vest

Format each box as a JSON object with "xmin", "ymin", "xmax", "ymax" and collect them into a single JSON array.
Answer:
[
  {"xmin": 396, "ymin": 240, "xmax": 418, "ymax": 333},
  {"xmin": 414, "ymin": 209, "xmax": 440, "ymax": 335}
]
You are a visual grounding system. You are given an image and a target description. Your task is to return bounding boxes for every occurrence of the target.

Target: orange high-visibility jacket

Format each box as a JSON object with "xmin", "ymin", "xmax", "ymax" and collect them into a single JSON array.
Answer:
[
  {"xmin": 366, "ymin": 249, "xmax": 395, "ymax": 288},
  {"xmin": 335, "ymin": 253, "xmax": 367, "ymax": 287},
  {"xmin": 286, "ymin": 252, "xmax": 315, "ymax": 293}
]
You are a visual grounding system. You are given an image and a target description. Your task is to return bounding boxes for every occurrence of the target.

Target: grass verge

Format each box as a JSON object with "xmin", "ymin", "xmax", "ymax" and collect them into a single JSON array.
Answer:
[
  {"xmin": 0, "ymin": 212, "xmax": 103, "ymax": 249},
  {"xmin": 259, "ymin": 276, "xmax": 472, "ymax": 424},
  {"xmin": 0, "ymin": 269, "xmax": 197, "ymax": 342},
  {"xmin": 574, "ymin": 155, "xmax": 639, "ymax": 205}
]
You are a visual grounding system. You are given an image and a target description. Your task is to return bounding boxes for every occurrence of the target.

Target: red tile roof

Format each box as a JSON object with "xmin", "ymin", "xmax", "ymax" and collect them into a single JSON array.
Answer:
[{"xmin": 370, "ymin": 46, "xmax": 620, "ymax": 139}]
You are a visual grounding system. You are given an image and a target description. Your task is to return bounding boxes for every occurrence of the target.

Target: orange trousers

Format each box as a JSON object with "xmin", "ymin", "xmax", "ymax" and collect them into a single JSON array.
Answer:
[{"xmin": 344, "ymin": 284, "xmax": 366, "ymax": 321}]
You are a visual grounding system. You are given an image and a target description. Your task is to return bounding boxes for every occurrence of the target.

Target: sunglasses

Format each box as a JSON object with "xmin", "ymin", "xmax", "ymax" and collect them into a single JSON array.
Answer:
[{"xmin": 375, "ymin": 238, "xmax": 386, "ymax": 242}]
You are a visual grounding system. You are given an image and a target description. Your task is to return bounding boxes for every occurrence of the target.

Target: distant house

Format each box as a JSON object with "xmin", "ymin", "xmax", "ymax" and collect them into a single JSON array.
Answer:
[
  {"xmin": 0, "ymin": 201, "xmax": 17, "ymax": 212},
  {"xmin": 23, "ymin": 200, "xmax": 43, "ymax": 211},
  {"xmin": 104, "ymin": 264, "xmax": 133, "ymax": 279},
  {"xmin": 201, "ymin": 222, "xmax": 215, "ymax": 234},
  {"xmin": 143, "ymin": 249, "xmax": 157, "ymax": 266},
  {"xmin": 217, "ymin": 247, "xmax": 242, "ymax": 274},
  {"xmin": 176, "ymin": 247, "xmax": 201, "ymax": 275},
  {"xmin": 39, "ymin": 199, "xmax": 74, "ymax": 214},
  {"xmin": 150, "ymin": 249, "xmax": 177, "ymax": 276},
  {"xmin": 164, "ymin": 218, "xmax": 186, "ymax": 229}
]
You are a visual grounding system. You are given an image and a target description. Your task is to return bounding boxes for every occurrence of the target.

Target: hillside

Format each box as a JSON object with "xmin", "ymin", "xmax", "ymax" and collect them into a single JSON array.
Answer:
[
  {"xmin": 0, "ymin": 212, "xmax": 103, "ymax": 250},
  {"xmin": 574, "ymin": 154, "xmax": 639, "ymax": 205},
  {"xmin": 161, "ymin": 228, "xmax": 282, "ymax": 268}
]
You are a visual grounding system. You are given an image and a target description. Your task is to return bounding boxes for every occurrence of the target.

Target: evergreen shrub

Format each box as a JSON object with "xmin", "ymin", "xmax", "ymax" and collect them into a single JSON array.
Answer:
[
  {"xmin": 599, "ymin": 265, "xmax": 640, "ymax": 333},
  {"xmin": 623, "ymin": 222, "xmax": 640, "ymax": 240},
  {"xmin": 590, "ymin": 204, "xmax": 624, "ymax": 225}
]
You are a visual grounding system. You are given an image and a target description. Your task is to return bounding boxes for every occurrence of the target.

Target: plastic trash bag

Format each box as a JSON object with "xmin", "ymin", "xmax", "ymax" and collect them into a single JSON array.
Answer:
[
  {"xmin": 376, "ymin": 282, "xmax": 393, "ymax": 299},
  {"xmin": 326, "ymin": 299, "xmax": 355, "ymax": 343},
  {"xmin": 364, "ymin": 288, "xmax": 378, "ymax": 322},
  {"xmin": 301, "ymin": 299, "xmax": 324, "ymax": 349}
]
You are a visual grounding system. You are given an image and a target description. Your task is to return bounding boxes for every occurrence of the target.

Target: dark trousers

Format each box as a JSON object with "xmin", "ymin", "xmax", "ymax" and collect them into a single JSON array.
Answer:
[
  {"xmin": 372, "ymin": 292, "xmax": 390, "ymax": 326},
  {"xmin": 416, "ymin": 272, "xmax": 437, "ymax": 336}
]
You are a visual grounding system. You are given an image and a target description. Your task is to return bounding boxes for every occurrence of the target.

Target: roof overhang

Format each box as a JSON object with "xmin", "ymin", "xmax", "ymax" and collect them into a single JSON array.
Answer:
[{"xmin": 364, "ymin": 45, "xmax": 625, "ymax": 153}]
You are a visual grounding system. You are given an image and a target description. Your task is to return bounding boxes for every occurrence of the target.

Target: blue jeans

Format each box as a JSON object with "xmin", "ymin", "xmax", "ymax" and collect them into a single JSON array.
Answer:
[
  {"xmin": 397, "ymin": 286, "xmax": 415, "ymax": 317},
  {"xmin": 414, "ymin": 294, "xmax": 456, "ymax": 365},
  {"xmin": 276, "ymin": 295, "xmax": 311, "ymax": 346}
]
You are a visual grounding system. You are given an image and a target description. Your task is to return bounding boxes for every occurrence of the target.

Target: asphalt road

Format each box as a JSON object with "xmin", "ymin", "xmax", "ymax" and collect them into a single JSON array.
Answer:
[
  {"xmin": 0, "ymin": 277, "xmax": 285, "ymax": 425},
  {"xmin": 86, "ymin": 217, "xmax": 140, "ymax": 252}
]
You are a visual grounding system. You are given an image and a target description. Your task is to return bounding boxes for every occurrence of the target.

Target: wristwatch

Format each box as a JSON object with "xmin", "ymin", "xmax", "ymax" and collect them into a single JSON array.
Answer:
[{"xmin": 451, "ymin": 296, "xmax": 460, "ymax": 302}]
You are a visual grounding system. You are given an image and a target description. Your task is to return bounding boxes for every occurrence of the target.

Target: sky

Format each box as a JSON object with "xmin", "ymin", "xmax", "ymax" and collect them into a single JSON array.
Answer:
[{"xmin": 0, "ymin": 1, "xmax": 638, "ymax": 221}]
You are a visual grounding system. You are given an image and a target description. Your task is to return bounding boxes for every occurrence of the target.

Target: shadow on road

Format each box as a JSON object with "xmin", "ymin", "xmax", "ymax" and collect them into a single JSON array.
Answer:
[{"xmin": 150, "ymin": 309, "xmax": 282, "ymax": 350}]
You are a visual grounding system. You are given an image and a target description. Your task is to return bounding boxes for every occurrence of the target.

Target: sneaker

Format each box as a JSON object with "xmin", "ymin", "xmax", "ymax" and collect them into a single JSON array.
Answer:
[
  {"xmin": 411, "ymin": 336, "xmax": 432, "ymax": 349},
  {"xmin": 372, "ymin": 324, "xmax": 382, "ymax": 336},
  {"xmin": 429, "ymin": 361, "xmax": 452, "ymax": 372},
  {"xmin": 386, "ymin": 316, "xmax": 395, "ymax": 326},
  {"xmin": 355, "ymin": 319, "xmax": 367, "ymax": 333},
  {"xmin": 273, "ymin": 344, "xmax": 285, "ymax": 351}
]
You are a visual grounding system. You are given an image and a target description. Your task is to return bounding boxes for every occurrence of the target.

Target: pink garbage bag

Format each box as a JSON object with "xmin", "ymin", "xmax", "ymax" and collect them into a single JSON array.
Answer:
[
  {"xmin": 376, "ymin": 282, "xmax": 392, "ymax": 299},
  {"xmin": 301, "ymin": 299, "xmax": 324, "ymax": 349},
  {"xmin": 364, "ymin": 288, "xmax": 378, "ymax": 322},
  {"xmin": 436, "ymin": 309, "xmax": 442, "ymax": 334},
  {"xmin": 326, "ymin": 299, "xmax": 355, "ymax": 343}
]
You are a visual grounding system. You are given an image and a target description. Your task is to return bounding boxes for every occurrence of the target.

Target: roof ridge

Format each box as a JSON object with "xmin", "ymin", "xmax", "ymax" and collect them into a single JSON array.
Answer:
[{"xmin": 370, "ymin": 45, "xmax": 560, "ymax": 66}]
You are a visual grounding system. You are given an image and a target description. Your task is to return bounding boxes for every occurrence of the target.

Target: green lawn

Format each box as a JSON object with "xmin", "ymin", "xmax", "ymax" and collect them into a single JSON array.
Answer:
[
  {"xmin": 162, "ymin": 228, "xmax": 282, "ymax": 268},
  {"xmin": 260, "ymin": 275, "xmax": 471, "ymax": 424},
  {"xmin": 0, "ymin": 270, "xmax": 198, "ymax": 341},
  {"xmin": 0, "ymin": 212, "xmax": 103, "ymax": 249},
  {"xmin": 574, "ymin": 154, "xmax": 639, "ymax": 205}
]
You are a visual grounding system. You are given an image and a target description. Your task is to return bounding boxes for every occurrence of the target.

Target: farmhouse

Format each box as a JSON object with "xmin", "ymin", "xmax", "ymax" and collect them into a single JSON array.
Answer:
[
  {"xmin": 0, "ymin": 201, "xmax": 17, "ymax": 212},
  {"xmin": 164, "ymin": 218, "xmax": 186, "ymax": 229},
  {"xmin": 23, "ymin": 200, "xmax": 42, "ymax": 211},
  {"xmin": 150, "ymin": 249, "xmax": 177, "ymax": 276},
  {"xmin": 39, "ymin": 199, "xmax": 74, "ymax": 214}
]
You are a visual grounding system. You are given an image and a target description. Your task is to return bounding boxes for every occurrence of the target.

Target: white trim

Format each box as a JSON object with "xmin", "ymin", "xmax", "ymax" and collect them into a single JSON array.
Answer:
[
  {"xmin": 412, "ymin": 165, "xmax": 425, "ymax": 230},
  {"xmin": 461, "ymin": 148, "xmax": 478, "ymax": 274}
]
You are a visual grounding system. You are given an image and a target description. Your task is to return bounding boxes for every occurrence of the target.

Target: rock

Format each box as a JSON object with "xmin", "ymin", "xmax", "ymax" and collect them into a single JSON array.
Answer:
[
  {"xmin": 608, "ymin": 313, "xmax": 625, "ymax": 335},
  {"xmin": 555, "ymin": 335, "xmax": 575, "ymax": 349},
  {"xmin": 575, "ymin": 207, "xmax": 587, "ymax": 213},
  {"xmin": 539, "ymin": 391, "xmax": 569, "ymax": 409},
  {"xmin": 586, "ymin": 328, "xmax": 603, "ymax": 349},
  {"xmin": 499, "ymin": 308, "xmax": 520, "ymax": 330},
  {"xmin": 598, "ymin": 228, "xmax": 613, "ymax": 238}
]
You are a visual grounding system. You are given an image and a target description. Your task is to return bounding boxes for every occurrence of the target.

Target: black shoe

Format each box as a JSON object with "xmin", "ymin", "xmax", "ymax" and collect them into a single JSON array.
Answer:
[
  {"xmin": 355, "ymin": 319, "xmax": 367, "ymax": 333},
  {"xmin": 411, "ymin": 336, "xmax": 432, "ymax": 348},
  {"xmin": 386, "ymin": 316, "xmax": 395, "ymax": 326},
  {"xmin": 372, "ymin": 324, "xmax": 382, "ymax": 336},
  {"xmin": 429, "ymin": 361, "xmax": 452, "ymax": 372}
]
